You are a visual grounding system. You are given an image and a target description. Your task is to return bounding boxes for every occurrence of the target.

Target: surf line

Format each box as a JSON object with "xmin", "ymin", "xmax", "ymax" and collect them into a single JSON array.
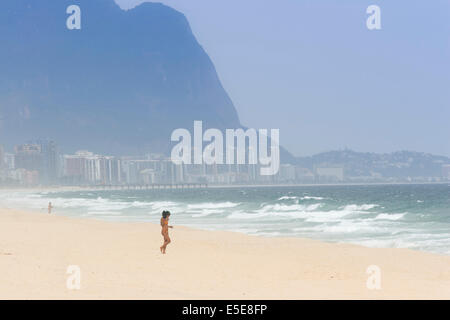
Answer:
[{"xmin": 170, "ymin": 120, "xmax": 280, "ymax": 176}]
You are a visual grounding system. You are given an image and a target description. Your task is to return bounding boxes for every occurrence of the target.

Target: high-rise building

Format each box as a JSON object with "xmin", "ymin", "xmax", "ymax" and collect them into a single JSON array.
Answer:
[
  {"xmin": 4, "ymin": 153, "xmax": 15, "ymax": 170},
  {"xmin": 278, "ymin": 164, "xmax": 296, "ymax": 182},
  {"xmin": 13, "ymin": 141, "xmax": 59, "ymax": 184},
  {"xmin": 101, "ymin": 156, "xmax": 122, "ymax": 184},
  {"xmin": 442, "ymin": 165, "xmax": 450, "ymax": 180},
  {"xmin": 63, "ymin": 151, "xmax": 122, "ymax": 185},
  {"xmin": 64, "ymin": 152, "xmax": 89, "ymax": 182},
  {"xmin": 37, "ymin": 139, "xmax": 59, "ymax": 184},
  {"xmin": 14, "ymin": 144, "xmax": 42, "ymax": 172},
  {"xmin": 9, "ymin": 168, "xmax": 39, "ymax": 186},
  {"xmin": 0, "ymin": 145, "xmax": 4, "ymax": 169},
  {"xmin": 121, "ymin": 158, "xmax": 183, "ymax": 185}
]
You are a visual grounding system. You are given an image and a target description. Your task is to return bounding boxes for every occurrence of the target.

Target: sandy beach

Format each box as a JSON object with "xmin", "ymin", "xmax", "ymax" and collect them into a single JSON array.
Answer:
[{"xmin": 0, "ymin": 208, "xmax": 449, "ymax": 299}]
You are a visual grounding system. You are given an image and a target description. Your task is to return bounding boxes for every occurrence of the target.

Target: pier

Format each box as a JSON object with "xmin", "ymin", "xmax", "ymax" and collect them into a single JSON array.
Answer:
[{"xmin": 91, "ymin": 183, "xmax": 208, "ymax": 190}]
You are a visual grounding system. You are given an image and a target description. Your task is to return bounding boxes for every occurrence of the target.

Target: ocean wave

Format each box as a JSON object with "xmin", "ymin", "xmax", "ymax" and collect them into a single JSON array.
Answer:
[
  {"xmin": 6, "ymin": 196, "xmax": 129, "ymax": 211},
  {"xmin": 302, "ymin": 209, "xmax": 360, "ymax": 222},
  {"xmin": 373, "ymin": 213, "xmax": 405, "ymax": 221},
  {"xmin": 227, "ymin": 206, "xmax": 327, "ymax": 220},
  {"xmin": 187, "ymin": 202, "xmax": 240, "ymax": 209},
  {"xmin": 86, "ymin": 211, "xmax": 123, "ymax": 216},
  {"xmin": 277, "ymin": 196, "xmax": 298, "ymax": 200},
  {"xmin": 340, "ymin": 204, "xmax": 379, "ymax": 211},
  {"xmin": 148, "ymin": 201, "xmax": 179, "ymax": 210},
  {"xmin": 129, "ymin": 201, "xmax": 154, "ymax": 208},
  {"xmin": 227, "ymin": 210, "xmax": 302, "ymax": 220},
  {"xmin": 297, "ymin": 220, "xmax": 387, "ymax": 234},
  {"xmin": 354, "ymin": 238, "xmax": 415, "ymax": 249},
  {"xmin": 191, "ymin": 209, "xmax": 224, "ymax": 218},
  {"xmin": 1, "ymin": 193, "xmax": 180, "ymax": 214},
  {"xmin": 228, "ymin": 203, "xmax": 378, "ymax": 221},
  {"xmin": 258, "ymin": 203, "xmax": 322, "ymax": 212},
  {"xmin": 277, "ymin": 195, "xmax": 324, "ymax": 201},
  {"xmin": 300, "ymin": 196, "xmax": 325, "ymax": 200}
]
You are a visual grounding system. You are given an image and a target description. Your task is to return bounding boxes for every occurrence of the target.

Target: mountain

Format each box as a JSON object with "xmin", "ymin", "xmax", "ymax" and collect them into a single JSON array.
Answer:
[
  {"xmin": 296, "ymin": 150, "xmax": 450, "ymax": 178},
  {"xmin": 0, "ymin": 0, "xmax": 256, "ymax": 157}
]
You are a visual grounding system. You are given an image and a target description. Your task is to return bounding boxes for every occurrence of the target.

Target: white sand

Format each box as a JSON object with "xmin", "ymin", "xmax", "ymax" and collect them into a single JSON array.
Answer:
[{"xmin": 0, "ymin": 208, "xmax": 449, "ymax": 299}]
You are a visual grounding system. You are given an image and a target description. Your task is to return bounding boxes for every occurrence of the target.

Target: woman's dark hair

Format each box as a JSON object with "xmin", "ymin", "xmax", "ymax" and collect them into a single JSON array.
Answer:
[{"xmin": 162, "ymin": 210, "xmax": 171, "ymax": 219}]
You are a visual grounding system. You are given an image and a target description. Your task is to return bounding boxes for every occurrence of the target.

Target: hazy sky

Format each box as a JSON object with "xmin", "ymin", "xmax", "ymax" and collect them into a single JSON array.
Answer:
[{"xmin": 115, "ymin": 0, "xmax": 450, "ymax": 157}]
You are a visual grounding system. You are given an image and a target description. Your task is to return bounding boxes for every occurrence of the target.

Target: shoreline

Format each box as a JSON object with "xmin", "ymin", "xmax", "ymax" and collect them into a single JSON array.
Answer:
[{"xmin": 1, "ymin": 208, "xmax": 449, "ymax": 299}]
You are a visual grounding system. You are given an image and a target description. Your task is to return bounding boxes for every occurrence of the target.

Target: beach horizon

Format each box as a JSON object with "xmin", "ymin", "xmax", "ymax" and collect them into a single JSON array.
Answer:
[{"xmin": 1, "ymin": 208, "xmax": 449, "ymax": 300}]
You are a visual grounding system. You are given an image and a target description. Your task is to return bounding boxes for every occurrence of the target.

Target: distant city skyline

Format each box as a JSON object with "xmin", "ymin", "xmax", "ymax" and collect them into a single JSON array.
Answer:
[
  {"xmin": 115, "ymin": 0, "xmax": 450, "ymax": 157},
  {"xmin": 2, "ymin": 138, "xmax": 449, "ymax": 187}
]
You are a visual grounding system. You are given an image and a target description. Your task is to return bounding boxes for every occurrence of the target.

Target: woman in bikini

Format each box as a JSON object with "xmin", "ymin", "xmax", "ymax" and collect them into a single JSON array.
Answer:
[{"xmin": 160, "ymin": 210, "xmax": 173, "ymax": 254}]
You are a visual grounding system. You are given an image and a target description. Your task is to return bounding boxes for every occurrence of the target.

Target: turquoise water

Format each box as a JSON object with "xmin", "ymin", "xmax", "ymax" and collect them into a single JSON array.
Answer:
[{"xmin": 1, "ymin": 184, "xmax": 449, "ymax": 255}]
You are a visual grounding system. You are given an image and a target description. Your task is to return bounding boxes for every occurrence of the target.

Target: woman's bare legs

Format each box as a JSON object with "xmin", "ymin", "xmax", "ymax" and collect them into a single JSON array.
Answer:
[{"xmin": 161, "ymin": 234, "xmax": 171, "ymax": 254}]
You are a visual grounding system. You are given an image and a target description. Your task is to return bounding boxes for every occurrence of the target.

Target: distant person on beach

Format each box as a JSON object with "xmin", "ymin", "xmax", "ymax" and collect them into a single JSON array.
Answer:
[
  {"xmin": 160, "ymin": 210, "xmax": 173, "ymax": 254},
  {"xmin": 48, "ymin": 202, "xmax": 53, "ymax": 214}
]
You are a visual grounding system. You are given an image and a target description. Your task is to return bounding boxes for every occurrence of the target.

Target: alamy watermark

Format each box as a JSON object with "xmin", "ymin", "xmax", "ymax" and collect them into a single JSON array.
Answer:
[
  {"xmin": 66, "ymin": 4, "xmax": 381, "ymax": 31},
  {"xmin": 170, "ymin": 121, "xmax": 280, "ymax": 176},
  {"xmin": 66, "ymin": 265, "xmax": 81, "ymax": 290},
  {"xmin": 366, "ymin": 5, "xmax": 381, "ymax": 30},
  {"xmin": 366, "ymin": 265, "xmax": 381, "ymax": 290},
  {"xmin": 66, "ymin": 5, "xmax": 81, "ymax": 30}
]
